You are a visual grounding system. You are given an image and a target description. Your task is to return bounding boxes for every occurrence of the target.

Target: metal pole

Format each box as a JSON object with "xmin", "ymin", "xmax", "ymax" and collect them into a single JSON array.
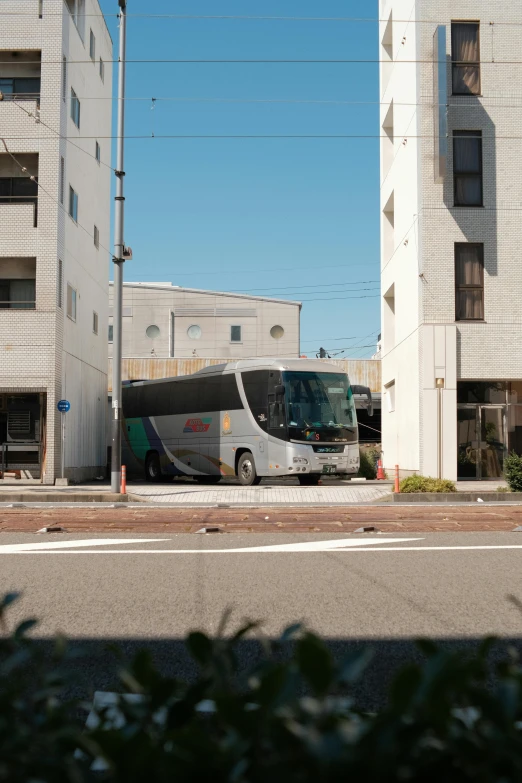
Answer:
[
  {"xmin": 111, "ymin": 0, "xmax": 127, "ymax": 493},
  {"xmin": 61, "ymin": 412, "xmax": 65, "ymax": 479}
]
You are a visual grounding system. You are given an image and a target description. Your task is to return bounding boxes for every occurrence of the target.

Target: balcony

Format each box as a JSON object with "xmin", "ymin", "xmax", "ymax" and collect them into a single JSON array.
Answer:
[
  {"xmin": 0, "ymin": 258, "xmax": 36, "ymax": 310},
  {"xmin": 0, "ymin": 153, "xmax": 39, "ymax": 252},
  {"xmin": 0, "ymin": 51, "xmax": 41, "ymax": 105}
]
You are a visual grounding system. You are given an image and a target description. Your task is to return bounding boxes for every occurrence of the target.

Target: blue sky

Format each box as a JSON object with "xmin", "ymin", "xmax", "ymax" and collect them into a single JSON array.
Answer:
[{"xmin": 99, "ymin": 0, "xmax": 380, "ymax": 358}]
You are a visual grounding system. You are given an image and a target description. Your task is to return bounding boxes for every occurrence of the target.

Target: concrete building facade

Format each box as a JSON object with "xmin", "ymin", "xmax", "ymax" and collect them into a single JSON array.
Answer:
[
  {"xmin": 108, "ymin": 282, "xmax": 302, "ymax": 360},
  {"xmin": 0, "ymin": 0, "xmax": 112, "ymax": 482},
  {"xmin": 380, "ymin": 0, "xmax": 522, "ymax": 480}
]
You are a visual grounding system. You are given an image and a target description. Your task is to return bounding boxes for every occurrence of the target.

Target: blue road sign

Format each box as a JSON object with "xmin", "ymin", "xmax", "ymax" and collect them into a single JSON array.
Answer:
[{"xmin": 57, "ymin": 400, "xmax": 71, "ymax": 413}]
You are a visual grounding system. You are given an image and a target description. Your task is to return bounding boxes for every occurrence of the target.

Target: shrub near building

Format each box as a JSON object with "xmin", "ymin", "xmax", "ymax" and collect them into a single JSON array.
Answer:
[{"xmin": 400, "ymin": 475, "xmax": 457, "ymax": 493}]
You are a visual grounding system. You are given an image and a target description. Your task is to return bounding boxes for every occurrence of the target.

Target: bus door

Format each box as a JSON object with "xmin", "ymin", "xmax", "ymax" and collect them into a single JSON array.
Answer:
[{"xmin": 267, "ymin": 371, "xmax": 287, "ymax": 467}]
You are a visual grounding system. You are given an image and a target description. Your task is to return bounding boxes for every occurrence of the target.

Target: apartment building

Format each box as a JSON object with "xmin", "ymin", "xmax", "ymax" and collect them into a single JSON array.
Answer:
[
  {"xmin": 380, "ymin": 0, "xmax": 522, "ymax": 481},
  {"xmin": 0, "ymin": 0, "xmax": 112, "ymax": 482},
  {"xmin": 108, "ymin": 282, "xmax": 302, "ymax": 360}
]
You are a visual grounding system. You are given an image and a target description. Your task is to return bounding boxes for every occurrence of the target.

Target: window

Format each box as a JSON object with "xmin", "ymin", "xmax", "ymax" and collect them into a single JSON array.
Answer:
[
  {"xmin": 0, "ymin": 77, "xmax": 41, "ymax": 99},
  {"xmin": 108, "ymin": 324, "xmax": 113, "ymax": 342},
  {"xmin": 62, "ymin": 56, "xmax": 67, "ymax": 101},
  {"xmin": 187, "ymin": 325, "xmax": 202, "ymax": 339},
  {"xmin": 69, "ymin": 186, "xmax": 78, "ymax": 222},
  {"xmin": 455, "ymin": 243, "xmax": 484, "ymax": 321},
  {"xmin": 57, "ymin": 259, "xmax": 63, "ymax": 308},
  {"xmin": 453, "ymin": 131, "xmax": 483, "ymax": 206},
  {"xmin": 268, "ymin": 394, "xmax": 285, "ymax": 430},
  {"xmin": 66, "ymin": 283, "xmax": 77, "ymax": 321},
  {"xmin": 60, "ymin": 157, "xmax": 65, "ymax": 204},
  {"xmin": 99, "ymin": 57, "xmax": 105, "ymax": 82},
  {"xmin": 270, "ymin": 325, "xmax": 284, "ymax": 340},
  {"xmin": 89, "ymin": 29, "xmax": 96, "ymax": 61},
  {"xmin": 70, "ymin": 87, "xmax": 80, "ymax": 127},
  {"xmin": 451, "ymin": 22, "xmax": 480, "ymax": 95},
  {"xmin": 0, "ymin": 279, "xmax": 36, "ymax": 309},
  {"xmin": 230, "ymin": 325, "xmax": 242, "ymax": 343},
  {"xmin": 95, "ymin": 141, "xmax": 101, "ymax": 163},
  {"xmin": 146, "ymin": 324, "xmax": 160, "ymax": 339},
  {"xmin": 93, "ymin": 311, "xmax": 98, "ymax": 335},
  {"xmin": 0, "ymin": 177, "xmax": 38, "ymax": 205},
  {"xmin": 94, "ymin": 225, "xmax": 99, "ymax": 248}
]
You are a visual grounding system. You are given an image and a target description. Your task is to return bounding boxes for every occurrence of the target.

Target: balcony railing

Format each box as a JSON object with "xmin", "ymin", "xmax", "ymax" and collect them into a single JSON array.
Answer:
[{"xmin": 0, "ymin": 301, "xmax": 36, "ymax": 309}]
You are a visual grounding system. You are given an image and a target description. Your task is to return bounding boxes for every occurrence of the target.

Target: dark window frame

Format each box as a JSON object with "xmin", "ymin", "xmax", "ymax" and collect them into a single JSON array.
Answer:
[
  {"xmin": 62, "ymin": 56, "xmax": 67, "ymax": 101},
  {"xmin": 67, "ymin": 283, "xmax": 77, "ymax": 322},
  {"xmin": 69, "ymin": 186, "xmax": 78, "ymax": 222},
  {"xmin": 70, "ymin": 87, "xmax": 80, "ymax": 128},
  {"xmin": 94, "ymin": 224, "xmax": 99, "ymax": 248},
  {"xmin": 230, "ymin": 324, "xmax": 242, "ymax": 343},
  {"xmin": 451, "ymin": 21, "xmax": 481, "ymax": 96},
  {"xmin": 89, "ymin": 29, "xmax": 96, "ymax": 61},
  {"xmin": 453, "ymin": 130, "xmax": 483, "ymax": 207},
  {"xmin": 455, "ymin": 242, "xmax": 485, "ymax": 322}
]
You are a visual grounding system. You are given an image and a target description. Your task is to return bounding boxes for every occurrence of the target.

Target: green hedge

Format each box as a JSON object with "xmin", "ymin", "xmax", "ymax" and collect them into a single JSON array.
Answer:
[
  {"xmin": 504, "ymin": 451, "xmax": 522, "ymax": 492},
  {"xmin": 3, "ymin": 592, "xmax": 522, "ymax": 781},
  {"xmin": 400, "ymin": 475, "xmax": 457, "ymax": 493},
  {"xmin": 358, "ymin": 447, "xmax": 380, "ymax": 480}
]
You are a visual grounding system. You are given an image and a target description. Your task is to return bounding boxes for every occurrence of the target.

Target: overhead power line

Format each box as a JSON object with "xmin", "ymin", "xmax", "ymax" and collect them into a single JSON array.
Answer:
[
  {"xmin": 0, "ymin": 10, "xmax": 520, "ymax": 25},
  {"xmin": 3, "ymin": 133, "xmax": 517, "ymax": 140},
  {"xmin": 4, "ymin": 57, "xmax": 522, "ymax": 65},
  {"xmin": 10, "ymin": 99, "xmax": 116, "ymax": 173},
  {"xmin": 48, "ymin": 96, "xmax": 522, "ymax": 109}
]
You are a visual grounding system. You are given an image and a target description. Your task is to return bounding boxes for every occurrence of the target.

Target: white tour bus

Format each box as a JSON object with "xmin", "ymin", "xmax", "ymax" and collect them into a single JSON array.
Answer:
[{"xmin": 121, "ymin": 358, "xmax": 373, "ymax": 486}]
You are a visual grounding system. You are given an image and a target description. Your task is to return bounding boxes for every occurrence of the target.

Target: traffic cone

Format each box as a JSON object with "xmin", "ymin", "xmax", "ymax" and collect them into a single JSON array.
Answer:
[{"xmin": 376, "ymin": 458, "xmax": 385, "ymax": 481}]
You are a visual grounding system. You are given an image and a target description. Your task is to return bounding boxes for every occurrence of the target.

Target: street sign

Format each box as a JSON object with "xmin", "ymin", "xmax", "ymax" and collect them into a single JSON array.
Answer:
[{"xmin": 57, "ymin": 400, "xmax": 71, "ymax": 413}]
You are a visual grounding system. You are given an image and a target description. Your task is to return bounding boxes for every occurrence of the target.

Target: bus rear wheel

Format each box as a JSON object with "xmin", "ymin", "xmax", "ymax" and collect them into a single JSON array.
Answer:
[
  {"xmin": 298, "ymin": 474, "xmax": 321, "ymax": 486},
  {"xmin": 238, "ymin": 452, "xmax": 261, "ymax": 486},
  {"xmin": 194, "ymin": 475, "xmax": 222, "ymax": 484},
  {"xmin": 145, "ymin": 452, "xmax": 162, "ymax": 483}
]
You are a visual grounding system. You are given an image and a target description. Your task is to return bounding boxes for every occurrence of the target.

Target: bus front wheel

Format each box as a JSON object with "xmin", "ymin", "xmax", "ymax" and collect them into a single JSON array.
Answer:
[
  {"xmin": 145, "ymin": 452, "xmax": 162, "ymax": 483},
  {"xmin": 237, "ymin": 452, "xmax": 261, "ymax": 486}
]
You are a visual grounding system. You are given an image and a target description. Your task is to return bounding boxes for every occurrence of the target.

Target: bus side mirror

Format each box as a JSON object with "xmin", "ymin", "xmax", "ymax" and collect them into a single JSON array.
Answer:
[
  {"xmin": 352, "ymin": 385, "xmax": 373, "ymax": 417},
  {"xmin": 275, "ymin": 385, "xmax": 285, "ymax": 397}
]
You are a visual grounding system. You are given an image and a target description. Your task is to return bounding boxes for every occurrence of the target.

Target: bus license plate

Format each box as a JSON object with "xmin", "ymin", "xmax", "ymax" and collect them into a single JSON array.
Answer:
[{"xmin": 322, "ymin": 465, "xmax": 337, "ymax": 475}]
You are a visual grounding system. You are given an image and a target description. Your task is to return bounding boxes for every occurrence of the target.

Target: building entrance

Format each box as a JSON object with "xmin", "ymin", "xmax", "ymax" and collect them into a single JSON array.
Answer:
[{"xmin": 457, "ymin": 382, "xmax": 522, "ymax": 480}]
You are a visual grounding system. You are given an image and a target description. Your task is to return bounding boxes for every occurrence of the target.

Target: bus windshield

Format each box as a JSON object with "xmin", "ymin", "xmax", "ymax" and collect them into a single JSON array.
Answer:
[{"xmin": 283, "ymin": 371, "xmax": 357, "ymax": 443}]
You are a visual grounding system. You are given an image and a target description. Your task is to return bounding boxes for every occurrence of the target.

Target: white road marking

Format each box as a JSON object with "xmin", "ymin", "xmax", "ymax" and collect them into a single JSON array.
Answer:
[
  {"xmin": 2, "ymin": 538, "xmax": 522, "ymax": 555},
  {"xmin": 1, "ymin": 537, "xmax": 418, "ymax": 554},
  {"xmin": 0, "ymin": 538, "xmax": 169, "ymax": 554}
]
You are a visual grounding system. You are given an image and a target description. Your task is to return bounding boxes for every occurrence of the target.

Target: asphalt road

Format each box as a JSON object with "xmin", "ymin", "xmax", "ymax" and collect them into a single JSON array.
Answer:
[{"xmin": 2, "ymin": 531, "xmax": 522, "ymax": 707}]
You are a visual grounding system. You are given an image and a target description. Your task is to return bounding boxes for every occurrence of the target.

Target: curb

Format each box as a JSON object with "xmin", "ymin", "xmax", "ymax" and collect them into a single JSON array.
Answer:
[{"xmin": 391, "ymin": 492, "xmax": 522, "ymax": 503}]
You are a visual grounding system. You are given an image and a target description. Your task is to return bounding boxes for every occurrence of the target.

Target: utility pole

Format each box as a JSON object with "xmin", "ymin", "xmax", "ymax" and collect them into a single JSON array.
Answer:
[{"xmin": 111, "ymin": 0, "xmax": 127, "ymax": 494}]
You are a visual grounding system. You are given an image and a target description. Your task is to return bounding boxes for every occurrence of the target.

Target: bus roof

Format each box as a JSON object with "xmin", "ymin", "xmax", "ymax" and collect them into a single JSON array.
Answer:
[{"xmin": 125, "ymin": 358, "xmax": 350, "ymax": 388}]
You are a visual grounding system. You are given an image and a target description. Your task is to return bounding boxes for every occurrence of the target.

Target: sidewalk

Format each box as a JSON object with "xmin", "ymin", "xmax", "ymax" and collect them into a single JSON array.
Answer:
[{"xmin": 0, "ymin": 478, "xmax": 393, "ymax": 507}]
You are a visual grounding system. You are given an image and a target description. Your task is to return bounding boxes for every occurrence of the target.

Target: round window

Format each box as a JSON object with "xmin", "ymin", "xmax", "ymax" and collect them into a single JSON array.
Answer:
[
  {"xmin": 270, "ymin": 325, "xmax": 285, "ymax": 340},
  {"xmin": 146, "ymin": 324, "xmax": 160, "ymax": 339},
  {"xmin": 187, "ymin": 324, "xmax": 202, "ymax": 340}
]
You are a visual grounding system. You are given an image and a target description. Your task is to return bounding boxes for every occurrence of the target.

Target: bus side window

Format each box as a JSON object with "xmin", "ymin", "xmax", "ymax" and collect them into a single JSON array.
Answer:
[{"xmin": 268, "ymin": 394, "xmax": 285, "ymax": 429}]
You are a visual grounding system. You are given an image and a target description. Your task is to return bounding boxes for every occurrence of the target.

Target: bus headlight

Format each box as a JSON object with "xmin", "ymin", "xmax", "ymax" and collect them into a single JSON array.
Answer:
[
  {"xmin": 293, "ymin": 457, "xmax": 309, "ymax": 465},
  {"xmin": 349, "ymin": 456, "xmax": 360, "ymax": 465}
]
